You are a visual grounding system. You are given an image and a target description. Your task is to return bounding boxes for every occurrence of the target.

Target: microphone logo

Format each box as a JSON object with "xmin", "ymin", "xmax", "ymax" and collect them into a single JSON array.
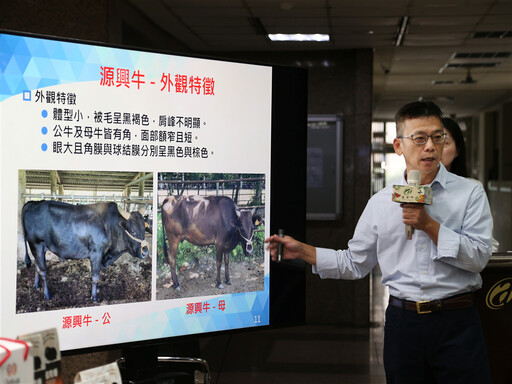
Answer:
[{"xmin": 391, "ymin": 170, "xmax": 432, "ymax": 239}]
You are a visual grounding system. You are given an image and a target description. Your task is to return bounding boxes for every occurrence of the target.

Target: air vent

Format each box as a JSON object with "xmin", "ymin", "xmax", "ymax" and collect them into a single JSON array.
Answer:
[
  {"xmin": 446, "ymin": 63, "xmax": 500, "ymax": 69},
  {"xmin": 454, "ymin": 52, "xmax": 512, "ymax": 59},
  {"xmin": 432, "ymin": 80, "xmax": 455, "ymax": 85},
  {"xmin": 472, "ymin": 31, "xmax": 512, "ymax": 39}
]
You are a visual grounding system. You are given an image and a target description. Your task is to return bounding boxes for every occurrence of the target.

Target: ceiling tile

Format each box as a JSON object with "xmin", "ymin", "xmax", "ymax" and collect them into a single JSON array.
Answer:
[
  {"xmin": 411, "ymin": 16, "xmax": 481, "ymax": 26},
  {"xmin": 122, "ymin": 0, "xmax": 512, "ymax": 119}
]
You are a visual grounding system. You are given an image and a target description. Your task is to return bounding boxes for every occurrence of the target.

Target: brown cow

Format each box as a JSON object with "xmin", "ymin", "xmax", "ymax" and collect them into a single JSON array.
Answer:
[{"xmin": 161, "ymin": 195, "xmax": 263, "ymax": 290}]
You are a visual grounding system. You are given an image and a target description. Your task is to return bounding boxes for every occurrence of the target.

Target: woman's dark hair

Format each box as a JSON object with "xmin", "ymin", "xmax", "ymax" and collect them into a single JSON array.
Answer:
[{"xmin": 442, "ymin": 117, "xmax": 468, "ymax": 177}]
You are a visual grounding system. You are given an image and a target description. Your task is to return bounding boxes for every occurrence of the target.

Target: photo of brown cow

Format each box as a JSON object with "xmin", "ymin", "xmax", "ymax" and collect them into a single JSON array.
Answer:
[{"xmin": 156, "ymin": 172, "xmax": 266, "ymax": 300}]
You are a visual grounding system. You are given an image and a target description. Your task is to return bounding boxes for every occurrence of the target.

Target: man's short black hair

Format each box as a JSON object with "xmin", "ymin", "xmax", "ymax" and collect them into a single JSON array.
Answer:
[{"xmin": 395, "ymin": 101, "xmax": 443, "ymax": 136}]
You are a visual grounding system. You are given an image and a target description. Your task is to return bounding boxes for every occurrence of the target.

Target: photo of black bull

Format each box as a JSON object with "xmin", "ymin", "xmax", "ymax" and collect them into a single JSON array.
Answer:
[
  {"xmin": 22, "ymin": 200, "xmax": 150, "ymax": 302},
  {"xmin": 161, "ymin": 195, "xmax": 263, "ymax": 290}
]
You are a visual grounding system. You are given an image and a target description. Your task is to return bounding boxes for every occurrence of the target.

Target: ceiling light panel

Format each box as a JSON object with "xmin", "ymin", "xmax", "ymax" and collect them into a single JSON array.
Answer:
[{"xmin": 268, "ymin": 33, "xmax": 330, "ymax": 42}]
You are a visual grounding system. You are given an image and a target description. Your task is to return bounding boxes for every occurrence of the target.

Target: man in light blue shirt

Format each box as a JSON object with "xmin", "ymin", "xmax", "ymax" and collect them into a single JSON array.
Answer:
[{"xmin": 266, "ymin": 101, "xmax": 492, "ymax": 383}]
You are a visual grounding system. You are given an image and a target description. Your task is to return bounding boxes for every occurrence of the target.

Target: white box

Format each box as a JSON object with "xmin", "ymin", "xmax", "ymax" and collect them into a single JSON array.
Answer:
[{"xmin": 0, "ymin": 337, "xmax": 34, "ymax": 384}]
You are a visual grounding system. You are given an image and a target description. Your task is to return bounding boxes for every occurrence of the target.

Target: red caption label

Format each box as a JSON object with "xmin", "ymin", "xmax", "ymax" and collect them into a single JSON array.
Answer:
[
  {"xmin": 186, "ymin": 299, "xmax": 226, "ymax": 315},
  {"xmin": 62, "ymin": 312, "xmax": 112, "ymax": 329},
  {"xmin": 100, "ymin": 67, "xmax": 215, "ymax": 95}
]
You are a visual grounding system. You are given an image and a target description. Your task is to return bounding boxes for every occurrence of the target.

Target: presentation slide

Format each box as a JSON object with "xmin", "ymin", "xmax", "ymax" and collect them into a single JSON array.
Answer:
[{"xmin": 0, "ymin": 32, "xmax": 272, "ymax": 351}]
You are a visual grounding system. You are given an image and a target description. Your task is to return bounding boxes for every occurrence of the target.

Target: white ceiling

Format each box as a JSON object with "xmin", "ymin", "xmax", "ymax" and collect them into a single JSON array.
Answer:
[{"xmin": 125, "ymin": 0, "xmax": 512, "ymax": 119}]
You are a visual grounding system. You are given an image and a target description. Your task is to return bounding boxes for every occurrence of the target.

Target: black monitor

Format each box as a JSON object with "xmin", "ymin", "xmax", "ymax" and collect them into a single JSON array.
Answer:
[{"xmin": 0, "ymin": 30, "xmax": 306, "ymax": 372}]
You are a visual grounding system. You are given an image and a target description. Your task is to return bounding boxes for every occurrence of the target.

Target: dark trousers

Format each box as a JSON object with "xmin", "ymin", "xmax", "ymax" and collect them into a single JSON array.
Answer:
[{"xmin": 384, "ymin": 304, "xmax": 492, "ymax": 384}]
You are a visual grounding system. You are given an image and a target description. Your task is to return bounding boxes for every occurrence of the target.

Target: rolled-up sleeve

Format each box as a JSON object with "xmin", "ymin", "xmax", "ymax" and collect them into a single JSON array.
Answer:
[
  {"xmin": 313, "ymin": 247, "xmax": 376, "ymax": 280},
  {"xmin": 313, "ymin": 248, "xmax": 338, "ymax": 277},
  {"xmin": 312, "ymin": 197, "xmax": 379, "ymax": 280},
  {"xmin": 434, "ymin": 186, "xmax": 492, "ymax": 273}
]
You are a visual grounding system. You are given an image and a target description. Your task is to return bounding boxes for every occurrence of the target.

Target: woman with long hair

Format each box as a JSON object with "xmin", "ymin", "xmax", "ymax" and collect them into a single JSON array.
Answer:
[
  {"xmin": 442, "ymin": 117, "xmax": 499, "ymax": 251},
  {"xmin": 441, "ymin": 117, "xmax": 468, "ymax": 177}
]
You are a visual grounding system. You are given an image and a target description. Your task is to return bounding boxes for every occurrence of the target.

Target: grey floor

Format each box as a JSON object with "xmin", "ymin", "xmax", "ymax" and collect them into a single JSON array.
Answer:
[{"xmin": 200, "ymin": 274, "xmax": 388, "ymax": 384}]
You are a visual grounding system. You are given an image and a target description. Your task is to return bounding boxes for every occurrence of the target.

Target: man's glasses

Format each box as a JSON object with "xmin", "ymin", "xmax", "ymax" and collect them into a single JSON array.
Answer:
[{"xmin": 398, "ymin": 133, "xmax": 447, "ymax": 145}]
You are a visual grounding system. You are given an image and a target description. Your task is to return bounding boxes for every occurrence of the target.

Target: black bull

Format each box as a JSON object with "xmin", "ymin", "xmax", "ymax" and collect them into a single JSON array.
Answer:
[
  {"xmin": 22, "ymin": 201, "xmax": 150, "ymax": 301},
  {"xmin": 161, "ymin": 195, "xmax": 263, "ymax": 290}
]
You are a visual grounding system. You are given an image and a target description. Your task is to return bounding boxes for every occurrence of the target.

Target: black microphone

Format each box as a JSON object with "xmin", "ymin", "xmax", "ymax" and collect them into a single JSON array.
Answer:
[{"xmin": 277, "ymin": 229, "xmax": 285, "ymax": 262}]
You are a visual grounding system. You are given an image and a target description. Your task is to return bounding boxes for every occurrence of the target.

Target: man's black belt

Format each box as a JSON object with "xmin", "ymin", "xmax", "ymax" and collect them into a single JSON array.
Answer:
[{"xmin": 388, "ymin": 293, "xmax": 474, "ymax": 314}]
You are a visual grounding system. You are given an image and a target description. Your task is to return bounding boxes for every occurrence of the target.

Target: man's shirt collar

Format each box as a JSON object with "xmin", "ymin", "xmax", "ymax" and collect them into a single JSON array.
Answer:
[{"xmin": 401, "ymin": 163, "xmax": 447, "ymax": 189}]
